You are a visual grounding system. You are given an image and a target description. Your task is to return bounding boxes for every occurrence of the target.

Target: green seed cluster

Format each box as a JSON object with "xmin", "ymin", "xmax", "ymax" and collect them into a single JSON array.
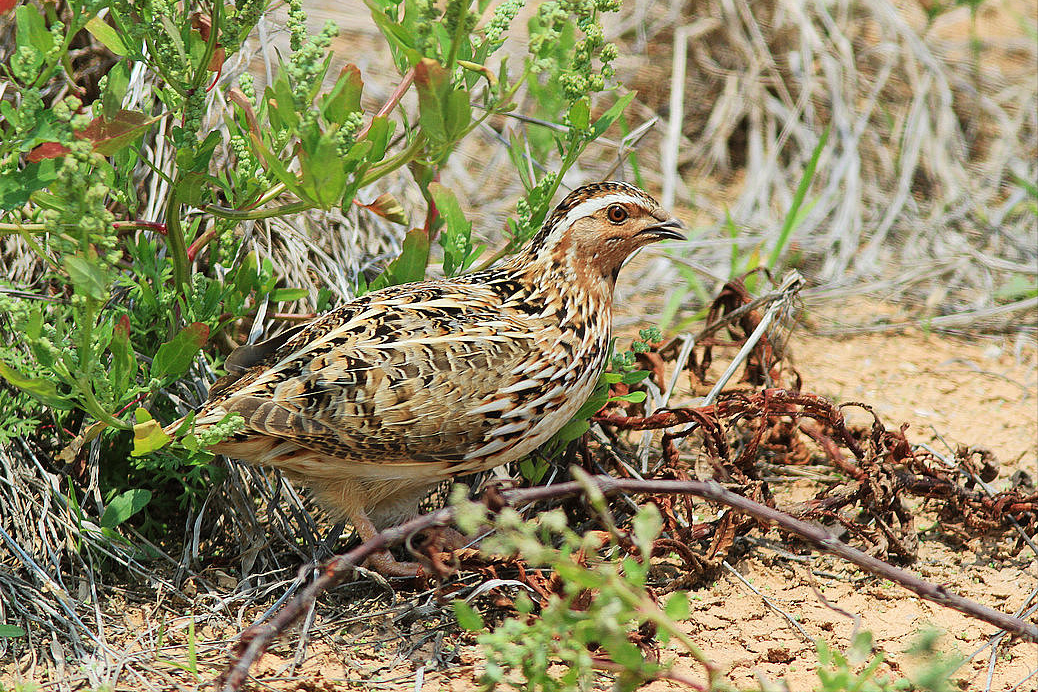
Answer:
[
  {"xmin": 334, "ymin": 112, "xmax": 364, "ymax": 157},
  {"xmin": 237, "ymin": 72, "xmax": 256, "ymax": 102},
  {"xmin": 194, "ymin": 412, "xmax": 245, "ymax": 446},
  {"xmin": 42, "ymin": 98, "xmax": 117, "ymax": 261},
  {"xmin": 286, "ymin": 0, "xmax": 308, "ymax": 52},
  {"xmin": 111, "ymin": 0, "xmax": 149, "ymax": 45},
  {"xmin": 444, "ymin": 0, "xmax": 478, "ymax": 41},
  {"xmin": 287, "ymin": 20, "xmax": 339, "ymax": 109},
  {"xmin": 11, "ymin": 46, "xmax": 41, "ymax": 83},
  {"xmin": 146, "ymin": 0, "xmax": 192, "ymax": 87},
  {"xmin": 483, "ymin": 0, "xmax": 524, "ymax": 46},
  {"xmin": 529, "ymin": 0, "xmax": 620, "ymax": 101},
  {"xmin": 172, "ymin": 88, "xmax": 206, "ymax": 149},
  {"xmin": 412, "ymin": 0, "xmax": 441, "ymax": 58},
  {"xmin": 222, "ymin": 0, "xmax": 265, "ymax": 53},
  {"xmin": 229, "ymin": 132, "xmax": 260, "ymax": 181}
]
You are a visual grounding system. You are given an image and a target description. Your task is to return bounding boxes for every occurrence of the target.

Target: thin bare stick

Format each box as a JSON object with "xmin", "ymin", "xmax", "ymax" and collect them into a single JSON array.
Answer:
[{"xmin": 218, "ymin": 475, "xmax": 1038, "ymax": 691}]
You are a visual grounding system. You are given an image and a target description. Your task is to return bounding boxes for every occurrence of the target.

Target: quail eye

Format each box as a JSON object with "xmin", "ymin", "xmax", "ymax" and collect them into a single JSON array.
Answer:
[{"xmin": 606, "ymin": 204, "xmax": 628, "ymax": 224}]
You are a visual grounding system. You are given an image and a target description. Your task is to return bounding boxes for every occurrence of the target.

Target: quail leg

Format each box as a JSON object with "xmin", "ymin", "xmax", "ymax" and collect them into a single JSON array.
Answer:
[{"xmin": 349, "ymin": 510, "xmax": 423, "ymax": 577}]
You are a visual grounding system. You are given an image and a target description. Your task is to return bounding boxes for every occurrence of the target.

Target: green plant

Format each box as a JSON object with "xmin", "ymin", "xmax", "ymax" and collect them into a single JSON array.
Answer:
[
  {"xmin": 815, "ymin": 631, "xmax": 907, "ymax": 692},
  {"xmin": 451, "ymin": 475, "xmax": 715, "ymax": 691},
  {"xmin": 0, "ymin": 0, "xmax": 636, "ymax": 536}
]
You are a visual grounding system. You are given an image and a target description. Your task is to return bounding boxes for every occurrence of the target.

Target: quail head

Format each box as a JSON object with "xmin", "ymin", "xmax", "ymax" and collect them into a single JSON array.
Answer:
[{"xmin": 176, "ymin": 181, "xmax": 683, "ymax": 575}]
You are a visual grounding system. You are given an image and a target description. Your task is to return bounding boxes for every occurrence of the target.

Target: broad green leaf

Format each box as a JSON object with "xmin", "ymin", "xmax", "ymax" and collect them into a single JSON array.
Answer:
[
  {"xmin": 444, "ymin": 88, "xmax": 471, "ymax": 141},
  {"xmin": 552, "ymin": 417, "xmax": 589, "ymax": 444},
  {"xmin": 321, "ymin": 64, "xmax": 363, "ymax": 122},
  {"xmin": 300, "ymin": 131, "xmax": 347, "ymax": 207},
  {"xmin": 16, "ymin": 4, "xmax": 52, "ymax": 55},
  {"xmin": 151, "ymin": 322, "xmax": 209, "ymax": 381},
  {"xmin": 362, "ymin": 116, "xmax": 394, "ymax": 160},
  {"xmin": 0, "ymin": 361, "xmax": 72, "ymax": 409},
  {"xmin": 604, "ymin": 639, "xmax": 644, "ymax": 671},
  {"xmin": 28, "ymin": 111, "xmax": 162, "ymax": 160},
  {"xmin": 99, "ymin": 487, "xmax": 153, "ymax": 527},
  {"xmin": 664, "ymin": 591, "xmax": 690, "ymax": 621},
  {"xmin": 0, "ymin": 625, "xmax": 25, "ymax": 638},
  {"xmin": 608, "ymin": 390, "xmax": 646, "ymax": 404},
  {"xmin": 85, "ymin": 16, "xmax": 128, "ymax": 55},
  {"xmin": 452, "ymin": 600, "xmax": 484, "ymax": 631},
  {"xmin": 81, "ymin": 110, "xmax": 163, "ymax": 156},
  {"xmin": 414, "ymin": 58, "xmax": 450, "ymax": 145},
  {"xmin": 267, "ymin": 73, "xmax": 298, "ymax": 130},
  {"xmin": 269, "ymin": 287, "xmax": 309, "ymax": 302},
  {"xmin": 430, "ymin": 182, "xmax": 474, "ymax": 275},
  {"xmin": 568, "ymin": 98, "xmax": 590, "ymax": 131},
  {"xmin": 368, "ymin": 228, "xmax": 430, "ymax": 291},
  {"xmin": 63, "ymin": 255, "xmax": 109, "ymax": 301},
  {"xmin": 0, "ymin": 160, "xmax": 57, "ymax": 211},
  {"xmin": 620, "ymin": 369, "xmax": 650, "ymax": 385},
  {"xmin": 101, "ymin": 61, "xmax": 130, "ymax": 120}
]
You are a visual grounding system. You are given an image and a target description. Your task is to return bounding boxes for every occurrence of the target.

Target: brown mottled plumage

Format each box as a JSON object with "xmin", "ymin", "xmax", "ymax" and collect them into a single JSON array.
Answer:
[{"xmin": 177, "ymin": 182, "xmax": 683, "ymax": 575}]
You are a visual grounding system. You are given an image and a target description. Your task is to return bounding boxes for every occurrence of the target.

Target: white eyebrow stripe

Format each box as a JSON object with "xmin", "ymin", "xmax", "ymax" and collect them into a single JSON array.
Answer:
[{"xmin": 554, "ymin": 192, "xmax": 648, "ymax": 233}]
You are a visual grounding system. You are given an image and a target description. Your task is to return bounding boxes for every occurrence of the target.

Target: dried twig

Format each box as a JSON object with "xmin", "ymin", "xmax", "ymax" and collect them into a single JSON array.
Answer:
[{"xmin": 218, "ymin": 474, "xmax": 1038, "ymax": 691}]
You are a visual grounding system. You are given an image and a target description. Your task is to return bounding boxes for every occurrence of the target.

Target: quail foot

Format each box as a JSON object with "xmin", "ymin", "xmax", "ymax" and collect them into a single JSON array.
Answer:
[{"xmin": 172, "ymin": 181, "xmax": 683, "ymax": 576}]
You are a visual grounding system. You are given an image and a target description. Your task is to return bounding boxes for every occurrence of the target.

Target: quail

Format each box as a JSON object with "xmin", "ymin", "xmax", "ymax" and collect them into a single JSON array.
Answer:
[{"xmin": 177, "ymin": 181, "xmax": 683, "ymax": 575}]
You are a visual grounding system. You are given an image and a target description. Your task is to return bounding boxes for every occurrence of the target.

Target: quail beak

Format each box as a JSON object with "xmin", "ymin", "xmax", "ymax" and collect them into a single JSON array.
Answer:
[{"xmin": 635, "ymin": 218, "xmax": 685, "ymax": 242}]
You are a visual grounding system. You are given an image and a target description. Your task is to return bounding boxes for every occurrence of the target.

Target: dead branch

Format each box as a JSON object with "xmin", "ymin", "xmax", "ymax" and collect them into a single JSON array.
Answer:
[{"xmin": 218, "ymin": 475, "xmax": 1038, "ymax": 691}]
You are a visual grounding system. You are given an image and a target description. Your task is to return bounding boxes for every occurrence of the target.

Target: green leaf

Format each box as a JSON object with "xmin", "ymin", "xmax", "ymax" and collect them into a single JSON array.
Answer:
[
  {"xmin": 266, "ymin": 72, "xmax": 299, "ymax": 130},
  {"xmin": 444, "ymin": 88, "xmax": 471, "ymax": 141},
  {"xmin": 321, "ymin": 64, "xmax": 364, "ymax": 122},
  {"xmin": 361, "ymin": 116, "xmax": 394, "ymax": 161},
  {"xmin": 151, "ymin": 323, "xmax": 209, "ymax": 381},
  {"xmin": 0, "ymin": 361, "xmax": 72, "ymax": 409},
  {"xmin": 300, "ymin": 131, "xmax": 347, "ymax": 207},
  {"xmin": 0, "ymin": 160, "xmax": 58, "ymax": 211},
  {"xmin": 85, "ymin": 16, "xmax": 128, "ymax": 55},
  {"xmin": 81, "ymin": 110, "xmax": 164, "ymax": 156},
  {"xmin": 608, "ymin": 390, "xmax": 646, "ymax": 404},
  {"xmin": 248, "ymin": 132, "xmax": 309, "ymax": 201},
  {"xmin": 552, "ymin": 417, "xmax": 589, "ymax": 444},
  {"xmin": 631, "ymin": 504, "xmax": 662, "ymax": 559},
  {"xmin": 590, "ymin": 91, "xmax": 636, "ymax": 138},
  {"xmin": 63, "ymin": 255, "xmax": 109, "ymax": 301},
  {"xmin": 0, "ymin": 625, "xmax": 26, "ymax": 638},
  {"xmin": 620, "ymin": 369, "xmax": 650, "ymax": 385},
  {"xmin": 604, "ymin": 639, "xmax": 644, "ymax": 671},
  {"xmin": 101, "ymin": 61, "xmax": 131, "ymax": 120},
  {"xmin": 768, "ymin": 125, "xmax": 829, "ymax": 270},
  {"xmin": 414, "ymin": 58, "xmax": 450, "ymax": 145},
  {"xmin": 15, "ymin": 4, "xmax": 52, "ymax": 55},
  {"xmin": 568, "ymin": 98, "xmax": 590, "ymax": 131},
  {"xmin": 430, "ymin": 182, "xmax": 474, "ymax": 276},
  {"xmin": 109, "ymin": 314, "xmax": 137, "ymax": 399},
  {"xmin": 368, "ymin": 228, "xmax": 430, "ymax": 290},
  {"xmin": 269, "ymin": 288, "xmax": 309, "ymax": 302},
  {"xmin": 452, "ymin": 600, "xmax": 484, "ymax": 631},
  {"xmin": 131, "ymin": 408, "xmax": 171, "ymax": 456},
  {"xmin": 664, "ymin": 591, "xmax": 690, "ymax": 621},
  {"xmin": 99, "ymin": 487, "xmax": 153, "ymax": 527}
]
